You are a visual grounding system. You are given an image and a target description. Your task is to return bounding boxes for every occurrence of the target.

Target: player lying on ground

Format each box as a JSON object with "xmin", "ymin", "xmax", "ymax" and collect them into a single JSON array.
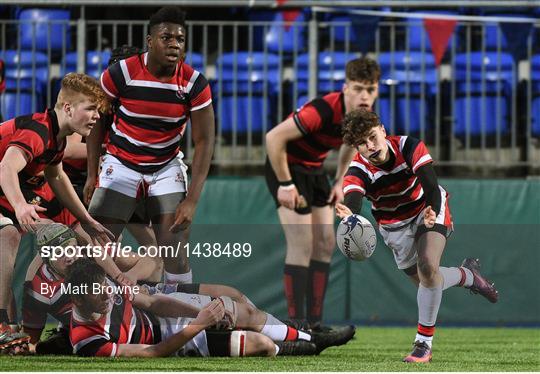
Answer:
[
  {"xmin": 20, "ymin": 223, "xmax": 162, "ymax": 354},
  {"xmin": 68, "ymin": 257, "xmax": 354, "ymax": 358},
  {"xmin": 335, "ymin": 109, "xmax": 499, "ymax": 363},
  {"xmin": 0, "ymin": 73, "xmax": 114, "ymax": 352}
]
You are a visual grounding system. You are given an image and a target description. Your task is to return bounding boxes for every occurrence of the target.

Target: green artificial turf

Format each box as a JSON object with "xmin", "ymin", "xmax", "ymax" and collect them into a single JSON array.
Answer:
[{"xmin": 1, "ymin": 326, "xmax": 539, "ymax": 371}]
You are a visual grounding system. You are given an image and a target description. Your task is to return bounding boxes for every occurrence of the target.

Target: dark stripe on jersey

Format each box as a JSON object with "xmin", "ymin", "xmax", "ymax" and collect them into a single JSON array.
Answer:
[
  {"xmin": 371, "ymin": 179, "xmax": 421, "ymax": 204},
  {"xmin": 369, "ymin": 168, "xmax": 414, "ymax": 193},
  {"xmin": 77, "ymin": 336, "xmax": 110, "ymax": 357},
  {"xmin": 130, "ymin": 309, "xmax": 144, "ymax": 344},
  {"xmin": 15, "ymin": 116, "xmax": 49, "ymax": 146},
  {"xmin": 301, "ymin": 134, "xmax": 335, "ymax": 153},
  {"xmin": 116, "ymin": 110, "xmax": 186, "ymax": 132},
  {"xmin": 9, "ymin": 141, "xmax": 33, "ymax": 156},
  {"xmin": 373, "ymin": 198, "xmax": 424, "ymax": 220},
  {"xmin": 310, "ymin": 98, "xmax": 334, "ymax": 126},
  {"xmin": 122, "ymin": 85, "xmax": 186, "ymax": 105},
  {"xmin": 109, "ymin": 132, "xmax": 179, "ymax": 157},
  {"xmin": 292, "ymin": 113, "xmax": 308, "ymax": 136},
  {"xmin": 146, "ymin": 310, "xmax": 162, "ymax": 343},
  {"xmin": 345, "ymin": 167, "xmax": 371, "ymax": 188},
  {"xmin": 115, "ymin": 155, "xmax": 174, "ymax": 174},
  {"xmin": 108, "ymin": 63, "xmax": 126, "ymax": 96},
  {"xmin": 401, "ymin": 137, "xmax": 421, "ymax": 167},
  {"xmin": 35, "ymin": 149, "xmax": 62, "ymax": 165},
  {"xmin": 108, "ymin": 295, "xmax": 126, "ymax": 342},
  {"xmin": 189, "ymin": 74, "xmax": 209, "ymax": 103}
]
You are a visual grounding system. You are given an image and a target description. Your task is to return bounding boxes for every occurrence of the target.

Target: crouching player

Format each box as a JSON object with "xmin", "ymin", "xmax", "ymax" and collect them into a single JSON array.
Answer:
[
  {"xmin": 67, "ymin": 257, "xmax": 354, "ymax": 358},
  {"xmin": 0, "ymin": 73, "xmax": 113, "ymax": 352},
  {"xmin": 335, "ymin": 109, "xmax": 499, "ymax": 363}
]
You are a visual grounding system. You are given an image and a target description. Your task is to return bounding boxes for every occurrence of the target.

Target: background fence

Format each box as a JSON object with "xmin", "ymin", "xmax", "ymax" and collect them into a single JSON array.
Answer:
[{"xmin": 1, "ymin": 5, "xmax": 539, "ymax": 170}]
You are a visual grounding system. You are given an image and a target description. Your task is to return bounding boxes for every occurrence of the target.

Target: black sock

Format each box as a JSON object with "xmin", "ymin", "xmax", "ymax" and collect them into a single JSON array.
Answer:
[
  {"xmin": 284, "ymin": 264, "xmax": 308, "ymax": 320},
  {"xmin": 307, "ymin": 260, "xmax": 330, "ymax": 325}
]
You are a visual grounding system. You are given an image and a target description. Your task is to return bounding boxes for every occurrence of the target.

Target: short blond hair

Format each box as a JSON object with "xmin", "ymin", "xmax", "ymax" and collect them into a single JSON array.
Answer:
[{"xmin": 55, "ymin": 73, "xmax": 109, "ymax": 112}]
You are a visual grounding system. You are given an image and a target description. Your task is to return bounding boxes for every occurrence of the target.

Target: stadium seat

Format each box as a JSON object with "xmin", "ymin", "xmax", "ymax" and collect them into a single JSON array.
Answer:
[
  {"xmin": 185, "ymin": 52, "xmax": 204, "ymax": 73},
  {"xmin": 62, "ymin": 51, "xmax": 111, "ymax": 79},
  {"xmin": 18, "ymin": 8, "xmax": 71, "ymax": 53},
  {"xmin": 0, "ymin": 50, "xmax": 48, "ymax": 119},
  {"xmin": 264, "ymin": 9, "xmax": 308, "ymax": 56},
  {"xmin": 453, "ymin": 52, "xmax": 515, "ymax": 137},
  {"xmin": 377, "ymin": 52, "xmax": 437, "ymax": 135},
  {"xmin": 531, "ymin": 54, "xmax": 540, "ymax": 137},
  {"xmin": 296, "ymin": 51, "xmax": 359, "ymax": 106},
  {"xmin": 215, "ymin": 52, "xmax": 280, "ymax": 134}
]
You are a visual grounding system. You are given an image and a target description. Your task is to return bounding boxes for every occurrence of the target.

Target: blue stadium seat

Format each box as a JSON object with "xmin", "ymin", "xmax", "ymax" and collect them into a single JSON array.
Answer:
[
  {"xmin": 296, "ymin": 51, "xmax": 359, "ymax": 105},
  {"xmin": 453, "ymin": 52, "xmax": 515, "ymax": 137},
  {"xmin": 0, "ymin": 50, "xmax": 48, "ymax": 119},
  {"xmin": 377, "ymin": 52, "xmax": 437, "ymax": 135},
  {"xmin": 264, "ymin": 9, "xmax": 308, "ymax": 55},
  {"xmin": 531, "ymin": 54, "xmax": 540, "ymax": 137},
  {"xmin": 215, "ymin": 52, "xmax": 280, "ymax": 134},
  {"xmin": 185, "ymin": 52, "xmax": 204, "ymax": 73},
  {"xmin": 63, "ymin": 51, "xmax": 112, "ymax": 79},
  {"xmin": 18, "ymin": 8, "xmax": 71, "ymax": 53}
]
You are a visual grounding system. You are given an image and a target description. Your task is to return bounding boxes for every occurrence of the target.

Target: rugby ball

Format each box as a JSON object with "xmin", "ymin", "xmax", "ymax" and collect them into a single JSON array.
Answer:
[{"xmin": 336, "ymin": 214, "xmax": 377, "ymax": 261}]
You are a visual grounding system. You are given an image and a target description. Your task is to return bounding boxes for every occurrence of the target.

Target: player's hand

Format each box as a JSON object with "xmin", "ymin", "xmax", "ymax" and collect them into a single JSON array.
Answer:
[
  {"xmin": 423, "ymin": 205, "xmax": 436, "ymax": 228},
  {"xmin": 82, "ymin": 220, "xmax": 115, "ymax": 247},
  {"xmin": 335, "ymin": 203, "xmax": 353, "ymax": 219},
  {"xmin": 192, "ymin": 299, "xmax": 225, "ymax": 328},
  {"xmin": 114, "ymin": 272, "xmax": 136, "ymax": 287},
  {"xmin": 83, "ymin": 175, "xmax": 97, "ymax": 206},
  {"xmin": 170, "ymin": 198, "xmax": 196, "ymax": 233},
  {"xmin": 277, "ymin": 185, "xmax": 301, "ymax": 210},
  {"xmin": 327, "ymin": 180, "xmax": 344, "ymax": 205},
  {"xmin": 14, "ymin": 203, "xmax": 47, "ymax": 232}
]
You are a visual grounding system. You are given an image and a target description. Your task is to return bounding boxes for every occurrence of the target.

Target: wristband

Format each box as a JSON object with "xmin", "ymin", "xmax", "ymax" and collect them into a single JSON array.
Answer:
[
  {"xmin": 278, "ymin": 180, "xmax": 293, "ymax": 187},
  {"xmin": 278, "ymin": 184, "xmax": 296, "ymax": 191}
]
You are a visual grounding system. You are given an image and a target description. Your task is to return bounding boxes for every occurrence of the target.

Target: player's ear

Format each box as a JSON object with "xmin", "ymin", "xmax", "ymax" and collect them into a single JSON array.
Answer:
[
  {"xmin": 146, "ymin": 34, "xmax": 153, "ymax": 51},
  {"xmin": 63, "ymin": 102, "xmax": 72, "ymax": 118}
]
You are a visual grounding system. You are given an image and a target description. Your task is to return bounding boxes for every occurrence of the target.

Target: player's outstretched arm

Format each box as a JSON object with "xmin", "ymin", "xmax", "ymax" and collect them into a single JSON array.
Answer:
[
  {"xmin": 328, "ymin": 145, "xmax": 357, "ymax": 204},
  {"xmin": 0, "ymin": 147, "xmax": 46, "ymax": 231},
  {"xmin": 44, "ymin": 163, "xmax": 114, "ymax": 246},
  {"xmin": 84, "ymin": 117, "xmax": 107, "ymax": 205},
  {"xmin": 133, "ymin": 292, "xmax": 200, "ymax": 318},
  {"xmin": 116, "ymin": 299, "xmax": 224, "ymax": 357},
  {"xmin": 170, "ymin": 104, "xmax": 215, "ymax": 233}
]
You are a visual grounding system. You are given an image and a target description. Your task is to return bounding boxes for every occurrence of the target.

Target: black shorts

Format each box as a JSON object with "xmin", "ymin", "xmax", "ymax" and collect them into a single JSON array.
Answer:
[
  {"xmin": 265, "ymin": 158, "xmax": 331, "ymax": 215},
  {"xmin": 205, "ymin": 330, "xmax": 234, "ymax": 356}
]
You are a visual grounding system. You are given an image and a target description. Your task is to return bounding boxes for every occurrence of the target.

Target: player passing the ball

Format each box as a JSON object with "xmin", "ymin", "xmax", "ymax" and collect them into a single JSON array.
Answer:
[{"xmin": 335, "ymin": 109, "xmax": 499, "ymax": 363}]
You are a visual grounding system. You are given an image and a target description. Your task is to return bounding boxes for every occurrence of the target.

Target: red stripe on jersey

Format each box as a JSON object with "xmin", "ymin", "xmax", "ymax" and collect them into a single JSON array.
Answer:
[
  {"xmin": 0, "ymin": 110, "xmax": 65, "ymax": 179},
  {"xmin": 101, "ymin": 53, "xmax": 211, "ymax": 172},
  {"xmin": 286, "ymin": 92, "xmax": 345, "ymax": 169},
  {"xmin": 343, "ymin": 136, "xmax": 435, "ymax": 227}
]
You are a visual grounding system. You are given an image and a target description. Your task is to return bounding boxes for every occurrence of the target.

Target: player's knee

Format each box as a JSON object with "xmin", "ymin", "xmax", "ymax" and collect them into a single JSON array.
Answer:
[
  {"xmin": 251, "ymin": 333, "xmax": 276, "ymax": 357},
  {"xmin": 0, "ymin": 224, "xmax": 21, "ymax": 255},
  {"xmin": 417, "ymin": 259, "xmax": 438, "ymax": 281},
  {"xmin": 314, "ymin": 231, "xmax": 335, "ymax": 254}
]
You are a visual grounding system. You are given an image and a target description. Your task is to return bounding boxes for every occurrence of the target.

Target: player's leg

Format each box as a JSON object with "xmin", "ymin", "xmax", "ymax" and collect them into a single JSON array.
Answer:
[
  {"xmin": 147, "ymin": 157, "xmax": 191, "ymax": 284},
  {"xmin": 88, "ymin": 155, "xmax": 139, "ymax": 239},
  {"xmin": 309, "ymin": 203, "xmax": 335, "ymax": 328},
  {"xmin": 205, "ymin": 330, "xmax": 276, "ymax": 357}
]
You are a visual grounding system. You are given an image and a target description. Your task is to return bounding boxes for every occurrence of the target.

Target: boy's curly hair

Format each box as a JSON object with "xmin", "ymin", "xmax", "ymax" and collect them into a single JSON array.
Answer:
[
  {"xmin": 55, "ymin": 73, "xmax": 110, "ymax": 113},
  {"xmin": 342, "ymin": 109, "xmax": 384, "ymax": 146}
]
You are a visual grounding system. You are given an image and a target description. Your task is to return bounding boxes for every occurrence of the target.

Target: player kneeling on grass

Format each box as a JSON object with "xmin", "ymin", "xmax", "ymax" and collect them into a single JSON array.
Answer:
[
  {"xmin": 67, "ymin": 258, "xmax": 353, "ymax": 357},
  {"xmin": 336, "ymin": 109, "xmax": 499, "ymax": 363}
]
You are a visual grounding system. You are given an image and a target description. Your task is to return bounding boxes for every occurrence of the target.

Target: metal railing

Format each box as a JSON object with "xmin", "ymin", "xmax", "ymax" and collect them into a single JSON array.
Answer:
[{"xmin": 1, "ymin": 15, "xmax": 539, "ymax": 169}]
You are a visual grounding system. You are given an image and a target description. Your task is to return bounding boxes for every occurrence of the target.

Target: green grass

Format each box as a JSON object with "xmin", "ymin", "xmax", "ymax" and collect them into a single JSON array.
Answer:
[{"xmin": 1, "ymin": 327, "xmax": 539, "ymax": 371}]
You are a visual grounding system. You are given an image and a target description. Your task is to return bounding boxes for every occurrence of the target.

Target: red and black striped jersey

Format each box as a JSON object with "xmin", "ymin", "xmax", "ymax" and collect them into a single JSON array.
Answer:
[
  {"xmin": 23, "ymin": 260, "xmax": 72, "ymax": 333},
  {"xmin": 0, "ymin": 109, "xmax": 66, "ymax": 185},
  {"xmin": 100, "ymin": 53, "xmax": 212, "ymax": 173},
  {"xmin": 70, "ymin": 279, "xmax": 160, "ymax": 357},
  {"xmin": 343, "ymin": 136, "xmax": 435, "ymax": 228},
  {"xmin": 0, "ymin": 181, "xmax": 78, "ymax": 226},
  {"xmin": 286, "ymin": 92, "xmax": 345, "ymax": 169}
]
